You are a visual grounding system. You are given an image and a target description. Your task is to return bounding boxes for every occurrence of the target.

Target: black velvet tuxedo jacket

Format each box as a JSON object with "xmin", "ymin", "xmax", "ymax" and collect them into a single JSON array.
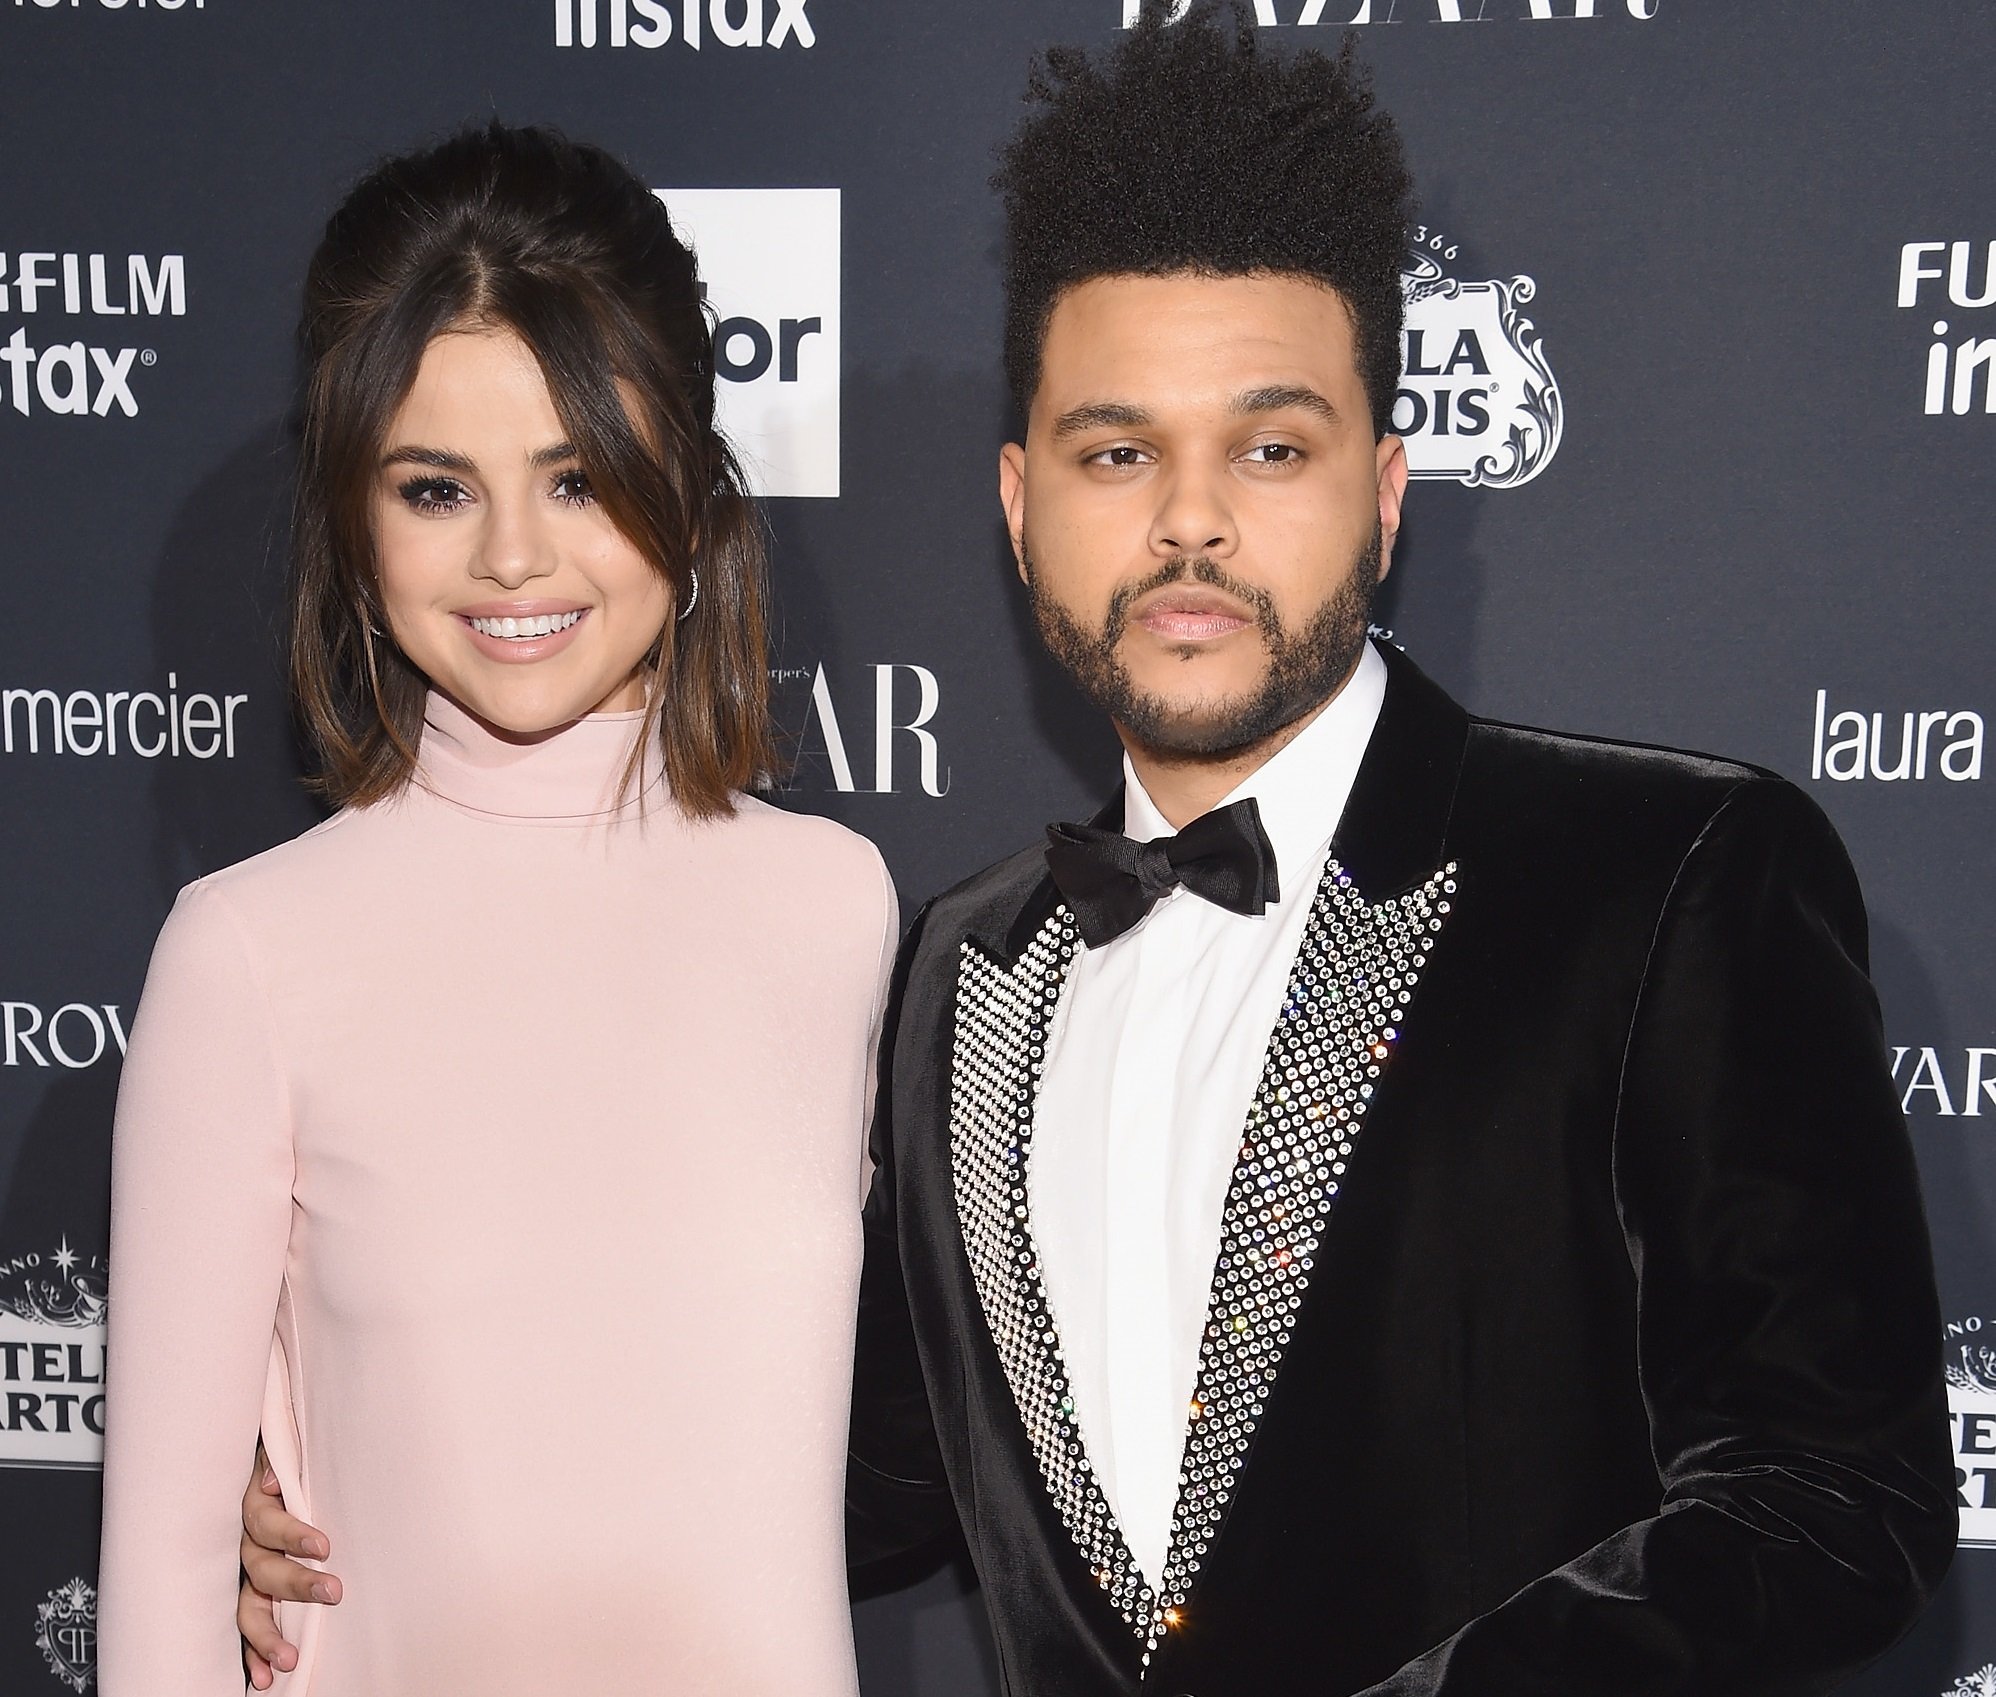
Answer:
[{"xmin": 848, "ymin": 643, "xmax": 1956, "ymax": 1697}]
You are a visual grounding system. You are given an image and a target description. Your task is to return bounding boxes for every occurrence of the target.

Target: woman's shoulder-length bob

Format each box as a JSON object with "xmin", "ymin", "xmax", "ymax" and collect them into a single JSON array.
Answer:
[{"xmin": 291, "ymin": 120, "xmax": 774, "ymax": 819}]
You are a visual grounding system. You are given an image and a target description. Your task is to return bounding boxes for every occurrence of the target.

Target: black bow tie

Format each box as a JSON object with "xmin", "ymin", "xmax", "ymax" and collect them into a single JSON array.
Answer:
[{"xmin": 1044, "ymin": 796, "xmax": 1281, "ymax": 949}]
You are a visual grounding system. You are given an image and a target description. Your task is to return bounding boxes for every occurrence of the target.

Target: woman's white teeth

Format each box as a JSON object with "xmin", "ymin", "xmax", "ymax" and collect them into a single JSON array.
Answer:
[{"xmin": 470, "ymin": 611, "xmax": 582, "ymax": 639}]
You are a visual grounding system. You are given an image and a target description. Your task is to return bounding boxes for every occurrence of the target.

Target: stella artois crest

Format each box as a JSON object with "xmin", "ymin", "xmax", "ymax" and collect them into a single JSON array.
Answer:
[{"xmin": 1396, "ymin": 227, "xmax": 1563, "ymax": 489}]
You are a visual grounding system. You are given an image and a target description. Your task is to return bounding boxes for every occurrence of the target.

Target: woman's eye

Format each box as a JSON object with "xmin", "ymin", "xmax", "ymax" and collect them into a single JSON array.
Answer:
[
  {"xmin": 552, "ymin": 469, "xmax": 595, "ymax": 506},
  {"xmin": 398, "ymin": 476, "xmax": 470, "ymax": 513}
]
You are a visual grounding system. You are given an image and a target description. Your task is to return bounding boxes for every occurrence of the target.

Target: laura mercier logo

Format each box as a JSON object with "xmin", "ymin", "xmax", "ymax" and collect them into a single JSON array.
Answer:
[
  {"xmin": 33, "ymin": 1578, "xmax": 96, "ymax": 1696},
  {"xmin": 1949, "ymin": 1314, "xmax": 1996, "ymax": 1547},
  {"xmin": 15, "ymin": 0, "xmax": 203, "ymax": 9},
  {"xmin": 1, "ymin": 676, "xmax": 249, "ymax": 759},
  {"xmin": 1810, "ymin": 690, "xmax": 1984, "ymax": 783},
  {"xmin": 1, "ymin": 1240, "xmax": 108, "ymax": 1470},
  {"xmin": 1394, "ymin": 229, "xmax": 1562, "ymax": 488}
]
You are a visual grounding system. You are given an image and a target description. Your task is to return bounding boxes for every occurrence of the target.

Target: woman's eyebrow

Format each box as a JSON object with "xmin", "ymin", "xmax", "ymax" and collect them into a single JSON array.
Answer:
[{"xmin": 380, "ymin": 444, "xmax": 475, "ymax": 473}]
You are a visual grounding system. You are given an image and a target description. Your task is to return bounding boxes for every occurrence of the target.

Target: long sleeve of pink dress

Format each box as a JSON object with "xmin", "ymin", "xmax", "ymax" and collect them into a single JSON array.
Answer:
[{"xmin": 98, "ymin": 693, "xmax": 899, "ymax": 1696}]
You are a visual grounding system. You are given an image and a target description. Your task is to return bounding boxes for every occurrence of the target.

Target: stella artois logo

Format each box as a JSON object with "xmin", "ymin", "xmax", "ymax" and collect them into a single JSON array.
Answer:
[
  {"xmin": 1396, "ymin": 227, "xmax": 1563, "ymax": 488},
  {"xmin": 34, "ymin": 1577, "xmax": 96, "ymax": 1694},
  {"xmin": 0, "ymin": 1238, "xmax": 108, "ymax": 1470},
  {"xmin": 1946, "ymin": 1667, "xmax": 1996, "ymax": 1697},
  {"xmin": 1948, "ymin": 1313, "xmax": 1996, "ymax": 1549}
]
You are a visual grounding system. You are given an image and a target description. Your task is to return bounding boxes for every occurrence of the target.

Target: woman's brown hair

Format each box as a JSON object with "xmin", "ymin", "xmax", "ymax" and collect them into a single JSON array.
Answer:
[{"xmin": 291, "ymin": 121, "xmax": 774, "ymax": 818}]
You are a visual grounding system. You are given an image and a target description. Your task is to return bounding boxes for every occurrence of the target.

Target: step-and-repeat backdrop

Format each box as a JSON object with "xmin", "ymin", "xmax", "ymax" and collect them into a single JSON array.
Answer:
[{"xmin": 2, "ymin": 3, "xmax": 1991, "ymax": 1693}]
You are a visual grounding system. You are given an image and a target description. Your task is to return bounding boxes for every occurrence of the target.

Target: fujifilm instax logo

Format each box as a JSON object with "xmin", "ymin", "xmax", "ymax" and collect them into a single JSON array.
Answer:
[
  {"xmin": 1900, "ymin": 241, "xmax": 1996, "ymax": 416},
  {"xmin": 0, "ymin": 250, "xmax": 185, "ymax": 418},
  {"xmin": 658, "ymin": 189, "xmax": 839, "ymax": 499},
  {"xmin": 556, "ymin": 0, "xmax": 812, "ymax": 49}
]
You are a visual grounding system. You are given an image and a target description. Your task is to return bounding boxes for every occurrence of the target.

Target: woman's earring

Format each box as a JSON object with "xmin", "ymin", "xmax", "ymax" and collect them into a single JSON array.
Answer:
[{"xmin": 677, "ymin": 568, "xmax": 700, "ymax": 622}]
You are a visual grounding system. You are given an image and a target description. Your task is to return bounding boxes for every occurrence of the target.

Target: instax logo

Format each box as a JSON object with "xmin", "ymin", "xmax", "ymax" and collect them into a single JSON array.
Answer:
[{"xmin": 657, "ymin": 188, "xmax": 839, "ymax": 499}]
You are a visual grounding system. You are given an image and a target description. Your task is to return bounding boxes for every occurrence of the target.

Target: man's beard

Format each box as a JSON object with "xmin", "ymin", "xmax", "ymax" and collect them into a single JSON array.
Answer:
[{"xmin": 1025, "ymin": 524, "xmax": 1381, "ymax": 760}]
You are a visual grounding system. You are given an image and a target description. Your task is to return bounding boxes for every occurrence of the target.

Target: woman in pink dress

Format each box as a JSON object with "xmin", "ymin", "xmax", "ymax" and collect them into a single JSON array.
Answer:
[{"xmin": 98, "ymin": 124, "xmax": 895, "ymax": 1696}]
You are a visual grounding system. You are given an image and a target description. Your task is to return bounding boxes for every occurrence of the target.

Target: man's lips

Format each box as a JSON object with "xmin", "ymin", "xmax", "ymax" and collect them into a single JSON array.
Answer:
[{"xmin": 1131, "ymin": 589, "xmax": 1256, "ymax": 643}]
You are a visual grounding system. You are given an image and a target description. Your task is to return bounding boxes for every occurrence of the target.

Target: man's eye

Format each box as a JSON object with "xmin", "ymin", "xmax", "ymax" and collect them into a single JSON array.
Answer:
[
  {"xmin": 1091, "ymin": 446, "xmax": 1148, "ymax": 468},
  {"xmin": 1247, "ymin": 443, "xmax": 1301, "ymax": 465},
  {"xmin": 552, "ymin": 469, "xmax": 595, "ymax": 506},
  {"xmin": 399, "ymin": 476, "xmax": 469, "ymax": 512}
]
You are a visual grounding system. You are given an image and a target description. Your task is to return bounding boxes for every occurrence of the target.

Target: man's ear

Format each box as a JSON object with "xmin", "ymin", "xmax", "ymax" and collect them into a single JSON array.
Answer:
[
  {"xmin": 999, "ymin": 441, "xmax": 1029, "ymax": 585},
  {"xmin": 1374, "ymin": 434, "xmax": 1409, "ymax": 584}
]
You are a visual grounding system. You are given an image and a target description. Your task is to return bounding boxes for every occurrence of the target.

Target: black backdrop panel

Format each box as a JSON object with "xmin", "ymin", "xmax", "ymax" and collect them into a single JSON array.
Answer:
[{"xmin": 3, "ymin": 4, "xmax": 1991, "ymax": 1693}]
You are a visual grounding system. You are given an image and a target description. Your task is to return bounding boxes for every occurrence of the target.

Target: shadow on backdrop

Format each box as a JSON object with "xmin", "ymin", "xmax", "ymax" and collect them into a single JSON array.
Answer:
[
  {"xmin": 146, "ymin": 423, "xmax": 324, "ymax": 907},
  {"xmin": 0, "ymin": 1069, "xmax": 114, "ymax": 1269}
]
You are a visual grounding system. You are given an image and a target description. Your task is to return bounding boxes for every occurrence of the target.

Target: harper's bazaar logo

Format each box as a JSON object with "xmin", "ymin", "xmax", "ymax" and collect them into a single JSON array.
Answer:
[
  {"xmin": 1394, "ymin": 229, "xmax": 1562, "ymax": 488},
  {"xmin": 0, "ymin": 1240, "xmax": 109, "ymax": 1470},
  {"xmin": 33, "ymin": 1578, "xmax": 96, "ymax": 1696},
  {"xmin": 775, "ymin": 662, "xmax": 949, "ymax": 796},
  {"xmin": 1128, "ymin": 1, "xmax": 1657, "ymax": 24},
  {"xmin": 1948, "ymin": 1314, "xmax": 1996, "ymax": 1549},
  {"xmin": 1891, "ymin": 1046, "xmax": 1996, "ymax": 1119}
]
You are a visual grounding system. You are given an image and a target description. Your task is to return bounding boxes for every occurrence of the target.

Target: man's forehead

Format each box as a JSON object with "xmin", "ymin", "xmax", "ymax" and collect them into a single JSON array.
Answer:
[
  {"xmin": 1049, "ymin": 269, "xmax": 1354, "ymax": 327},
  {"xmin": 1037, "ymin": 273, "xmax": 1362, "ymax": 420},
  {"xmin": 1044, "ymin": 272, "xmax": 1356, "ymax": 365}
]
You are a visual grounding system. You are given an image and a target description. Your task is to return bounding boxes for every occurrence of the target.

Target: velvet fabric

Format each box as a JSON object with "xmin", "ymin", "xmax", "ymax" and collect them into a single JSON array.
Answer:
[{"xmin": 848, "ymin": 643, "xmax": 1956, "ymax": 1696}]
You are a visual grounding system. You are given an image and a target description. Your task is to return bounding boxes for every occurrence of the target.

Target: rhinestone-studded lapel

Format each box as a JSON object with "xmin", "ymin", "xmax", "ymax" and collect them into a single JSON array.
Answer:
[
  {"xmin": 1148, "ymin": 855, "xmax": 1459, "ymax": 1654},
  {"xmin": 950, "ymin": 908, "xmax": 1160, "ymax": 1637},
  {"xmin": 950, "ymin": 854, "xmax": 1458, "ymax": 1668}
]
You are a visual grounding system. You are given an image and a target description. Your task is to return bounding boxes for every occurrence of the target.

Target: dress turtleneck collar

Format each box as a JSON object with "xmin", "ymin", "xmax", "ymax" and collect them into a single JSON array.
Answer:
[{"xmin": 412, "ymin": 691, "xmax": 666, "ymax": 824}]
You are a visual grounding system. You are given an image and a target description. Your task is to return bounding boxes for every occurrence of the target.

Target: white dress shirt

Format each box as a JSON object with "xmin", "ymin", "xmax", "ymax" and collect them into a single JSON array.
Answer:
[{"xmin": 1029, "ymin": 641, "xmax": 1388, "ymax": 1588}]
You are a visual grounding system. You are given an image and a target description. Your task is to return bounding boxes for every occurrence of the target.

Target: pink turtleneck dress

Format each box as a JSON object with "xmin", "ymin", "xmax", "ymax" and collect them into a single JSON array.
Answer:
[{"xmin": 98, "ymin": 695, "xmax": 897, "ymax": 1696}]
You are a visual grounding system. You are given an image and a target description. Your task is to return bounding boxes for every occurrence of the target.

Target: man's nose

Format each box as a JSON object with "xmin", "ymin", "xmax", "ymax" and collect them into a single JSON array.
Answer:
[{"xmin": 1149, "ymin": 465, "xmax": 1237, "ymax": 559}]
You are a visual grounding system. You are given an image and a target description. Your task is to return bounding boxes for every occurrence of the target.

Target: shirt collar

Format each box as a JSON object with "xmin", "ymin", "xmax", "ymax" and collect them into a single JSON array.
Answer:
[{"xmin": 1122, "ymin": 639, "xmax": 1389, "ymax": 894}]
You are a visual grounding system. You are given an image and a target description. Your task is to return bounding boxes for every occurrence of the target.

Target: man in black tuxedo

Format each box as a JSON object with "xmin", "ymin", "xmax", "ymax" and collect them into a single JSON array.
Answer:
[
  {"xmin": 235, "ymin": 8, "xmax": 1954, "ymax": 1694},
  {"xmin": 842, "ymin": 8, "xmax": 1956, "ymax": 1695}
]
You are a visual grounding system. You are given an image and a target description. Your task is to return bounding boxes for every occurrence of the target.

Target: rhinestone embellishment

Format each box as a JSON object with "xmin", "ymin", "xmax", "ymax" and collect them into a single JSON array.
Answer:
[
  {"xmin": 1149, "ymin": 857, "xmax": 1458, "ymax": 1652},
  {"xmin": 951, "ymin": 912, "xmax": 1157, "ymax": 1627},
  {"xmin": 949, "ymin": 856, "xmax": 1459, "ymax": 1660}
]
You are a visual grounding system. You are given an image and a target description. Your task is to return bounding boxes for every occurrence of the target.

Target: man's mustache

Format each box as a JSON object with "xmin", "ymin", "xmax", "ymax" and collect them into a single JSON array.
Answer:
[{"xmin": 1104, "ymin": 557, "xmax": 1278, "ymax": 642}]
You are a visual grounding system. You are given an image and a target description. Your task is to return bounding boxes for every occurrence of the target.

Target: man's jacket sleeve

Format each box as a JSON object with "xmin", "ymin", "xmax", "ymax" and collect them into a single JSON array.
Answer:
[
  {"xmin": 1357, "ymin": 777, "xmax": 1958, "ymax": 1697},
  {"xmin": 847, "ymin": 900, "xmax": 960, "ymax": 1569}
]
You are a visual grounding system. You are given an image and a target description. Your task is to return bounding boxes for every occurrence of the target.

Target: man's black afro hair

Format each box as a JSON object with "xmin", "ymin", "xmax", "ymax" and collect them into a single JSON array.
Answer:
[{"xmin": 995, "ymin": 0, "xmax": 1415, "ymax": 437}]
